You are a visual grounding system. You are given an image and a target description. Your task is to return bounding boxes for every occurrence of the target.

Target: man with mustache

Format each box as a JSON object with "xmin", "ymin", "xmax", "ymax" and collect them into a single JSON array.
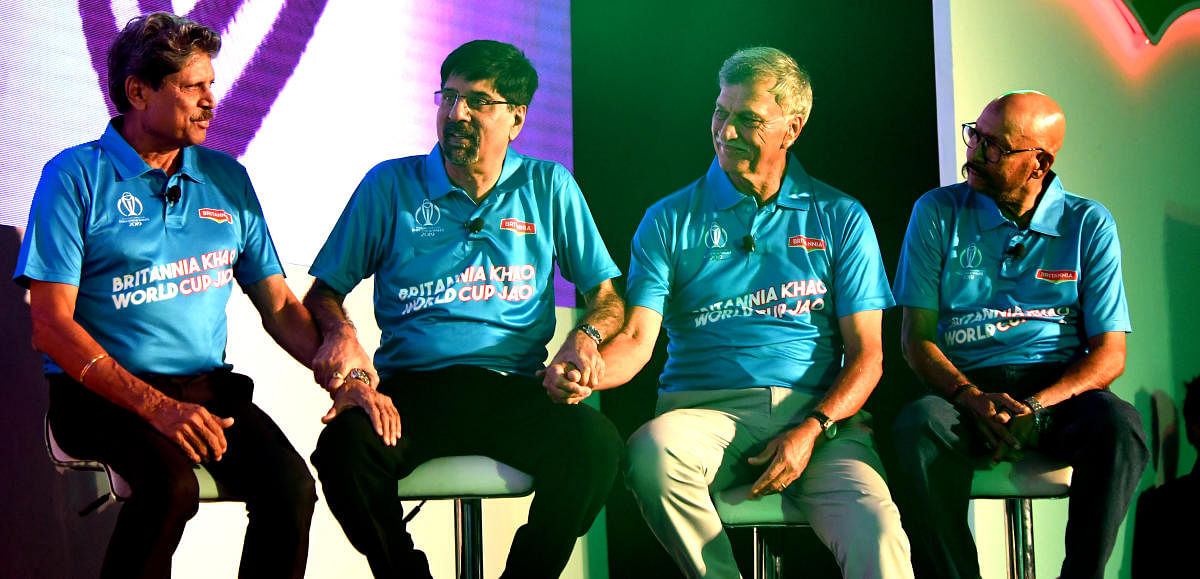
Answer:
[
  {"xmin": 890, "ymin": 91, "xmax": 1148, "ymax": 578},
  {"xmin": 15, "ymin": 12, "xmax": 320, "ymax": 578},
  {"xmin": 304, "ymin": 39, "xmax": 624, "ymax": 578},
  {"xmin": 545, "ymin": 46, "xmax": 913, "ymax": 578}
]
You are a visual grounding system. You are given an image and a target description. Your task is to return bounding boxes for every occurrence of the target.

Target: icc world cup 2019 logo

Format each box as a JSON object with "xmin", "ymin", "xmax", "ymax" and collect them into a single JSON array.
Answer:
[
  {"xmin": 117, "ymin": 192, "xmax": 142, "ymax": 218},
  {"xmin": 704, "ymin": 222, "xmax": 728, "ymax": 249},
  {"xmin": 415, "ymin": 200, "xmax": 442, "ymax": 227}
]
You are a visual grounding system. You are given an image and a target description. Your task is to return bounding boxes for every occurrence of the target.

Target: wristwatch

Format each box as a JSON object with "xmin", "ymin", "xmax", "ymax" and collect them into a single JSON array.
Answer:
[{"xmin": 807, "ymin": 410, "xmax": 838, "ymax": 440}]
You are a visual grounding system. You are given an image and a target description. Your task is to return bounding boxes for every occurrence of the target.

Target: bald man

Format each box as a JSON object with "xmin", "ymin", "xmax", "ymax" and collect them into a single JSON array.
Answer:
[{"xmin": 889, "ymin": 92, "xmax": 1148, "ymax": 578}]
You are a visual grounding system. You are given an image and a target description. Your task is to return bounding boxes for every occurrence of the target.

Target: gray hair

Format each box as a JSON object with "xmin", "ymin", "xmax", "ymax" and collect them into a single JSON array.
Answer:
[
  {"xmin": 107, "ymin": 12, "xmax": 221, "ymax": 113},
  {"xmin": 719, "ymin": 47, "xmax": 812, "ymax": 121}
]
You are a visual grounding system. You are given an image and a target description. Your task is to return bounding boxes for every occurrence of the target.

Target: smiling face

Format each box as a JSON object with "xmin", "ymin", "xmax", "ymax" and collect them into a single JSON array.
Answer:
[
  {"xmin": 711, "ymin": 77, "xmax": 801, "ymax": 187},
  {"xmin": 133, "ymin": 52, "xmax": 216, "ymax": 149},
  {"xmin": 436, "ymin": 74, "xmax": 525, "ymax": 169}
]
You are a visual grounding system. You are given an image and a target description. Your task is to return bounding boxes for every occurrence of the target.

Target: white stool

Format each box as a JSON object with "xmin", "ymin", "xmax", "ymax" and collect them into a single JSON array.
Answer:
[
  {"xmin": 45, "ymin": 418, "xmax": 233, "ymax": 515},
  {"xmin": 395, "ymin": 455, "xmax": 534, "ymax": 579},
  {"xmin": 970, "ymin": 451, "xmax": 1073, "ymax": 579},
  {"xmin": 714, "ymin": 483, "xmax": 809, "ymax": 579}
]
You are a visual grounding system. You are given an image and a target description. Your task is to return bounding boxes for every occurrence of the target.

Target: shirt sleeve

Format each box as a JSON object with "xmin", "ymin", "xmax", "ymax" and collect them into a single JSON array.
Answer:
[
  {"xmin": 308, "ymin": 165, "xmax": 396, "ymax": 295},
  {"xmin": 831, "ymin": 201, "xmax": 895, "ymax": 317},
  {"xmin": 893, "ymin": 193, "xmax": 945, "ymax": 311},
  {"xmin": 550, "ymin": 165, "xmax": 621, "ymax": 294},
  {"xmin": 1078, "ymin": 207, "xmax": 1131, "ymax": 336},
  {"xmin": 232, "ymin": 169, "xmax": 285, "ymax": 288},
  {"xmin": 14, "ymin": 159, "xmax": 87, "ymax": 288},
  {"xmin": 625, "ymin": 202, "xmax": 673, "ymax": 315}
]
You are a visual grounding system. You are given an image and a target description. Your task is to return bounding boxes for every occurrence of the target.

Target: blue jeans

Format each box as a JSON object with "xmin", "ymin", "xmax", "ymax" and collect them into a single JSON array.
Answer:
[{"xmin": 891, "ymin": 363, "xmax": 1148, "ymax": 579}]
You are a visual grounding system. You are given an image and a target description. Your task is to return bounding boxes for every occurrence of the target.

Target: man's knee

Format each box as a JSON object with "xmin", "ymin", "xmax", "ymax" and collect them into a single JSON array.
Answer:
[
  {"xmin": 1065, "ymin": 391, "xmax": 1148, "ymax": 453},
  {"xmin": 311, "ymin": 409, "xmax": 376, "ymax": 474},
  {"xmin": 893, "ymin": 395, "xmax": 955, "ymax": 447},
  {"xmin": 623, "ymin": 420, "xmax": 701, "ymax": 497},
  {"xmin": 131, "ymin": 462, "xmax": 202, "ymax": 525}
]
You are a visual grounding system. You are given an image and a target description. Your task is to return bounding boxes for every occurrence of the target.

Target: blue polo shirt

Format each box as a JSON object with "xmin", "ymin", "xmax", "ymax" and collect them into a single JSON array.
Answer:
[
  {"xmin": 15, "ymin": 119, "xmax": 284, "ymax": 376},
  {"xmin": 892, "ymin": 174, "xmax": 1130, "ymax": 371},
  {"xmin": 310, "ymin": 144, "xmax": 620, "ymax": 379},
  {"xmin": 626, "ymin": 157, "xmax": 895, "ymax": 394}
]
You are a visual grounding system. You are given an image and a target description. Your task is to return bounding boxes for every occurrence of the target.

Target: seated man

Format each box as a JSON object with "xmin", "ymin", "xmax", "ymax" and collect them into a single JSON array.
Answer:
[
  {"xmin": 890, "ymin": 91, "xmax": 1149, "ymax": 579},
  {"xmin": 547, "ymin": 46, "xmax": 913, "ymax": 578},
  {"xmin": 304, "ymin": 40, "xmax": 625, "ymax": 578},
  {"xmin": 15, "ymin": 12, "xmax": 319, "ymax": 578}
]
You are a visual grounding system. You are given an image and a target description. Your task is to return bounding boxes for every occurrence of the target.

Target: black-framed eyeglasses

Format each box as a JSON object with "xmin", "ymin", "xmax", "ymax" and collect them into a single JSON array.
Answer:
[
  {"xmin": 434, "ymin": 89, "xmax": 519, "ymax": 111},
  {"xmin": 961, "ymin": 122, "xmax": 1044, "ymax": 164}
]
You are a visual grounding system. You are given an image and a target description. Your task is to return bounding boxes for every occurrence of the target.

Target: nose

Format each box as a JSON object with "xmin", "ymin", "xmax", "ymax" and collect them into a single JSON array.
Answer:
[
  {"xmin": 445, "ymin": 95, "xmax": 470, "ymax": 121},
  {"xmin": 200, "ymin": 84, "xmax": 216, "ymax": 109},
  {"xmin": 717, "ymin": 117, "xmax": 738, "ymax": 142}
]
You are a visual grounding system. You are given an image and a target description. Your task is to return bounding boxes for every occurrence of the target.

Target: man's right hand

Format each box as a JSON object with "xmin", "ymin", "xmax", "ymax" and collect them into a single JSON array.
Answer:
[
  {"xmin": 537, "ymin": 362, "xmax": 593, "ymax": 404},
  {"xmin": 323, "ymin": 377, "xmax": 401, "ymax": 446},
  {"xmin": 312, "ymin": 330, "xmax": 380, "ymax": 393},
  {"xmin": 147, "ymin": 399, "xmax": 234, "ymax": 463},
  {"xmin": 956, "ymin": 387, "xmax": 1030, "ymax": 462}
]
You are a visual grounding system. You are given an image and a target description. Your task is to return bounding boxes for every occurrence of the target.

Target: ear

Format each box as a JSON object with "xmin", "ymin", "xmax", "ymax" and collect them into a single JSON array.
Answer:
[
  {"xmin": 1030, "ymin": 150, "xmax": 1055, "ymax": 179},
  {"xmin": 508, "ymin": 104, "xmax": 527, "ymax": 142},
  {"xmin": 781, "ymin": 114, "xmax": 804, "ymax": 149},
  {"xmin": 124, "ymin": 75, "xmax": 151, "ymax": 111}
]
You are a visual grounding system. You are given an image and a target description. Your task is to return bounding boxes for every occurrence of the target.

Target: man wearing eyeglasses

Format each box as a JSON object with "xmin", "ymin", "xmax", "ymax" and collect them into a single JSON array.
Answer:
[
  {"xmin": 544, "ymin": 46, "xmax": 913, "ymax": 578},
  {"xmin": 302, "ymin": 39, "xmax": 624, "ymax": 578},
  {"xmin": 890, "ymin": 91, "xmax": 1147, "ymax": 578}
]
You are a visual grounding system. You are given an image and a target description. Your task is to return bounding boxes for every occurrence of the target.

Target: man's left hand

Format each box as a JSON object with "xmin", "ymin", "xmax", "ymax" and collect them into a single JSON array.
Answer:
[
  {"xmin": 747, "ymin": 423, "xmax": 820, "ymax": 498},
  {"xmin": 537, "ymin": 362, "xmax": 593, "ymax": 404},
  {"xmin": 546, "ymin": 329, "xmax": 606, "ymax": 390}
]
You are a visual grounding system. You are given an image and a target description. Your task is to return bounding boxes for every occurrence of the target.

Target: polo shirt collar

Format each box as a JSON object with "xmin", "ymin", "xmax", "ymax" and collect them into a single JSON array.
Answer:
[
  {"xmin": 968, "ymin": 171, "xmax": 1064, "ymax": 236},
  {"xmin": 423, "ymin": 143, "xmax": 525, "ymax": 201},
  {"xmin": 706, "ymin": 154, "xmax": 813, "ymax": 211},
  {"xmin": 99, "ymin": 118, "xmax": 207, "ymax": 184}
]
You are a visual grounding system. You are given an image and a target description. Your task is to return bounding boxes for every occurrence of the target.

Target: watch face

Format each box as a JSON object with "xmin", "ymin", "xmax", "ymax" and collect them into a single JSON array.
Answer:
[{"xmin": 823, "ymin": 420, "xmax": 838, "ymax": 440}]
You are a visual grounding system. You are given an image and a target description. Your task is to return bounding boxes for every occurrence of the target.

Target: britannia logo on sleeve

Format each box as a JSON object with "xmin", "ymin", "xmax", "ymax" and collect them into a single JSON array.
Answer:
[
  {"xmin": 788, "ymin": 235, "xmax": 827, "ymax": 252},
  {"xmin": 1036, "ymin": 269, "xmax": 1078, "ymax": 284},
  {"xmin": 500, "ymin": 218, "xmax": 536, "ymax": 234},
  {"xmin": 117, "ymin": 192, "xmax": 149, "ymax": 228},
  {"xmin": 199, "ymin": 208, "xmax": 233, "ymax": 224},
  {"xmin": 703, "ymin": 222, "xmax": 728, "ymax": 249}
]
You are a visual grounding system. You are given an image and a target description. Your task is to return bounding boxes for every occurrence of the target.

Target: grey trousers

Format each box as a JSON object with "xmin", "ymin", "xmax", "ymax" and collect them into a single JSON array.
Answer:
[{"xmin": 625, "ymin": 387, "xmax": 914, "ymax": 579}]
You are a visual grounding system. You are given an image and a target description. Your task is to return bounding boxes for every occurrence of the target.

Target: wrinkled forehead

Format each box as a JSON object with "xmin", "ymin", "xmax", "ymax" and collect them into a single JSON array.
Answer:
[{"xmin": 442, "ymin": 73, "xmax": 500, "ymax": 95}]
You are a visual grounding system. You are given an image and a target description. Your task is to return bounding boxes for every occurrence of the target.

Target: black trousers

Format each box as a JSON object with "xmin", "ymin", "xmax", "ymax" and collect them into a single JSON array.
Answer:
[
  {"xmin": 891, "ymin": 363, "xmax": 1149, "ymax": 579},
  {"xmin": 48, "ymin": 370, "xmax": 316, "ymax": 579},
  {"xmin": 311, "ymin": 365, "xmax": 623, "ymax": 579}
]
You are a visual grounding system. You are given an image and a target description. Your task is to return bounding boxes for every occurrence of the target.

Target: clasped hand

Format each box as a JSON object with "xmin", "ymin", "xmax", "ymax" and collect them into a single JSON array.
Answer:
[{"xmin": 958, "ymin": 389, "xmax": 1035, "ymax": 462}]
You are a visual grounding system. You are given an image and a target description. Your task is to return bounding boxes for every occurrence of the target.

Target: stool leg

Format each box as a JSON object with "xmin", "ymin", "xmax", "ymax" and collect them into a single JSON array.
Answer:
[
  {"xmin": 1004, "ymin": 498, "xmax": 1036, "ymax": 579},
  {"xmin": 751, "ymin": 527, "xmax": 778, "ymax": 579},
  {"xmin": 455, "ymin": 498, "xmax": 484, "ymax": 579}
]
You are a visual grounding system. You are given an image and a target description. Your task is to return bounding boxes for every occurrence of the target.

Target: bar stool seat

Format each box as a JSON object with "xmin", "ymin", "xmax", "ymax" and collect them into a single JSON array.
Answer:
[
  {"xmin": 970, "ymin": 451, "xmax": 1073, "ymax": 579},
  {"xmin": 45, "ymin": 419, "xmax": 234, "ymax": 515},
  {"xmin": 395, "ymin": 455, "xmax": 534, "ymax": 579},
  {"xmin": 714, "ymin": 483, "xmax": 809, "ymax": 579}
]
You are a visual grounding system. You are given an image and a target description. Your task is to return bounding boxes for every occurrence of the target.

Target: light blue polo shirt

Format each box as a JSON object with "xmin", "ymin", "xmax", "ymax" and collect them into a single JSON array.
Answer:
[
  {"xmin": 892, "ymin": 174, "xmax": 1130, "ymax": 371},
  {"xmin": 310, "ymin": 144, "xmax": 620, "ymax": 379},
  {"xmin": 15, "ymin": 119, "xmax": 284, "ymax": 376},
  {"xmin": 627, "ymin": 157, "xmax": 895, "ymax": 394}
]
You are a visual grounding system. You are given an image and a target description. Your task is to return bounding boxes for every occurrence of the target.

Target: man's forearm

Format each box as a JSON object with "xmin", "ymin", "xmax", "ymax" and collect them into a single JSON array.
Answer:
[
  {"xmin": 575, "ymin": 280, "xmax": 624, "ymax": 341},
  {"xmin": 904, "ymin": 339, "xmax": 974, "ymax": 399},
  {"xmin": 1033, "ymin": 332, "xmax": 1126, "ymax": 407},
  {"xmin": 303, "ymin": 280, "xmax": 357, "ymax": 339},
  {"xmin": 810, "ymin": 347, "xmax": 882, "ymax": 422}
]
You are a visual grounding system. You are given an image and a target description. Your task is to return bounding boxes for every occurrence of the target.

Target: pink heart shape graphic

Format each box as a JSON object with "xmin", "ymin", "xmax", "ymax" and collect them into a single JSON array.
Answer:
[{"xmin": 79, "ymin": 0, "xmax": 329, "ymax": 157}]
